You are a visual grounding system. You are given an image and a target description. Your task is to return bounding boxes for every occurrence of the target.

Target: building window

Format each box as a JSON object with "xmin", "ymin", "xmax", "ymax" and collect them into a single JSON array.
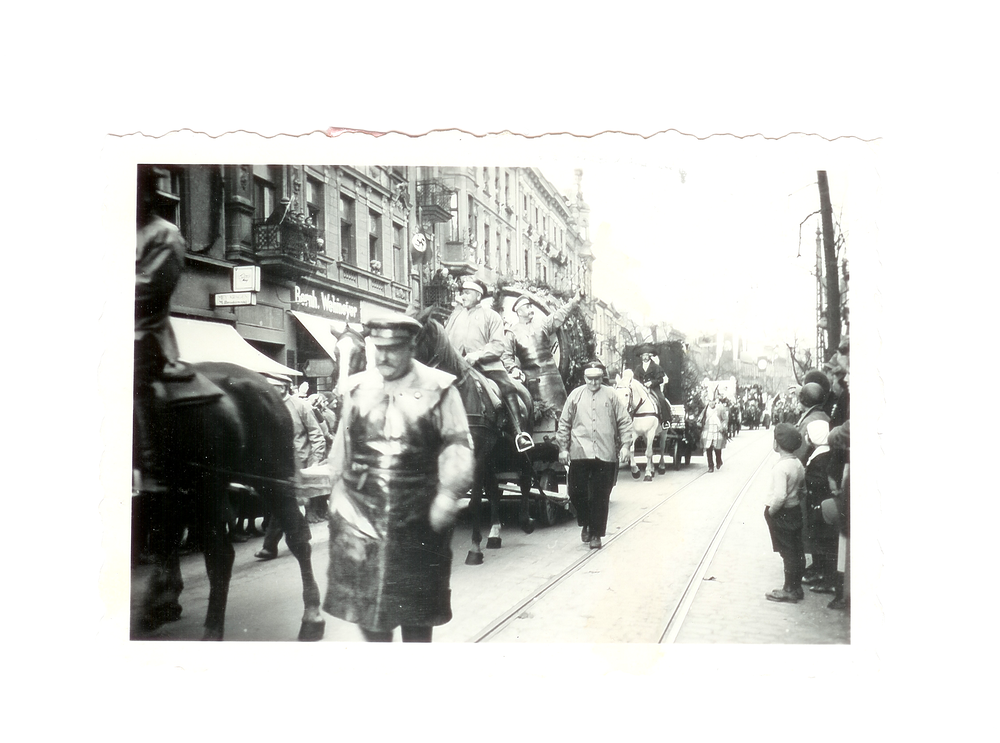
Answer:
[
  {"xmin": 369, "ymin": 210, "xmax": 382, "ymax": 268},
  {"xmin": 393, "ymin": 222, "xmax": 404, "ymax": 283},
  {"xmin": 254, "ymin": 176, "xmax": 275, "ymax": 222},
  {"xmin": 483, "ymin": 221, "xmax": 490, "ymax": 267},
  {"xmin": 505, "ymin": 236, "xmax": 512, "ymax": 274},
  {"xmin": 468, "ymin": 195, "xmax": 475, "ymax": 238},
  {"xmin": 146, "ymin": 165, "xmax": 183, "ymax": 226},
  {"xmin": 307, "ymin": 176, "xmax": 323, "ymax": 232},
  {"xmin": 340, "ymin": 193, "xmax": 356, "ymax": 264}
]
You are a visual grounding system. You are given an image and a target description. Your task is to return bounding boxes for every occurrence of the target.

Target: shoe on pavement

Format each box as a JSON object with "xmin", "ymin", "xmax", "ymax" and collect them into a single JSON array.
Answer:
[
  {"xmin": 589, "ymin": 536, "xmax": 602, "ymax": 549},
  {"xmin": 765, "ymin": 588, "xmax": 801, "ymax": 603},
  {"xmin": 827, "ymin": 597, "xmax": 848, "ymax": 610},
  {"xmin": 810, "ymin": 584, "xmax": 836, "ymax": 594},
  {"xmin": 254, "ymin": 548, "xmax": 278, "ymax": 560},
  {"xmin": 581, "ymin": 526, "xmax": 590, "ymax": 543}
]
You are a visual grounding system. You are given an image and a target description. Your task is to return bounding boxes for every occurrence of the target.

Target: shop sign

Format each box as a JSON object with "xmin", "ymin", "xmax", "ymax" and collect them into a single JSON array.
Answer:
[
  {"xmin": 293, "ymin": 285, "xmax": 360, "ymax": 322},
  {"xmin": 212, "ymin": 291, "xmax": 257, "ymax": 307}
]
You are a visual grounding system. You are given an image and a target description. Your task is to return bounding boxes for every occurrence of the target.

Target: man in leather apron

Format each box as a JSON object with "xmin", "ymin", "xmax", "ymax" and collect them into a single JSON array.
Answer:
[
  {"xmin": 322, "ymin": 313, "xmax": 474, "ymax": 642},
  {"xmin": 509, "ymin": 289, "xmax": 582, "ymax": 412}
]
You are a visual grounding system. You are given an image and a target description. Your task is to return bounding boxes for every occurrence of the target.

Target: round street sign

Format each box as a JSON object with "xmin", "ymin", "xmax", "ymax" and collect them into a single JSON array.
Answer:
[{"xmin": 411, "ymin": 233, "xmax": 427, "ymax": 253}]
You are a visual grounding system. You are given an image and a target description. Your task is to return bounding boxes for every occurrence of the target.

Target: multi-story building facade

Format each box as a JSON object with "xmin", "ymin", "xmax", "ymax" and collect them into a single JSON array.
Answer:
[
  {"xmin": 142, "ymin": 163, "xmax": 617, "ymax": 394},
  {"xmin": 416, "ymin": 166, "xmax": 594, "ymax": 298},
  {"xmin": 148, "ymin": 164, "xmax": 417, "ymax": 393}
]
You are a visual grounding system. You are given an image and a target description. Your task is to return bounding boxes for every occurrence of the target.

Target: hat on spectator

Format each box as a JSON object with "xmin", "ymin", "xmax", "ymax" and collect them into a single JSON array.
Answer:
[
  {"xmin": 799, "ymin": 382, "xmax": 827, "ymax": 407},
  {"xmin": 461, "ymin": 278, "xmax": 486, "ymax": 295},
  {"xmin": 512, "ymin": 295, "xmax": 532, "ymax": 312},
  {"xmin": 264, "ymin": 372, "xmax": 292, "ymax": 386},
  {"xmin": 773, "ymin": 423, "xmax": 802, "ymax": 452},
  {"xmin": 837, "ymin": 336, "xmax": 850, "ymax": 355},
  {"xmin": 582, "ymin": 360, "xmax": 606, "ymax": 379},
  {"xmin": 803, "ymin": 370, "xmax": 832, "ymax": 394},
  {"xmin": 806, "ymin": 420, "xmax": 830, "ymax": 446},
  {"xmin": 364, "ymin": 313, "xmax": 422, "ymax": 347}
]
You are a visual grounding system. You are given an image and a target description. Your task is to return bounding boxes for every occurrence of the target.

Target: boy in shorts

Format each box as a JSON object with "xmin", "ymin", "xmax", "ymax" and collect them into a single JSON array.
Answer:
[{"xmin": 764, "ymin": 423, "xmax": 807, "ymax": 602}]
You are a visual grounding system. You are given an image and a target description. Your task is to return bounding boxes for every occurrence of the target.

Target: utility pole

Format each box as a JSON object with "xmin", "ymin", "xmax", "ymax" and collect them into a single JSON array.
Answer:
[{"xmin": 817, "ymin": 171, "xmax": 841, "ymax": 358}]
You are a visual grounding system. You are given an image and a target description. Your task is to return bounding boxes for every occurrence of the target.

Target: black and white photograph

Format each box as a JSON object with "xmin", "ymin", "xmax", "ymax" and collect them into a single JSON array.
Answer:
[{"xmin": 111, "ymin": 136, "xmax": 876, "ymax": 647}]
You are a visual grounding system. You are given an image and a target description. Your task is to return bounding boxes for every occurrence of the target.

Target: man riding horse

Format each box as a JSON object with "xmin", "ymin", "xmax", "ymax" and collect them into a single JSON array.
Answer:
[
  {"xmin": 445, "ymin": 278, "xmax": 533, "ymax": 452},
  {"xmin": 508, "ymin": 288, "xmax": 583, "ymax": 415},
  {"xmin": 134, "ymin": 166, "xmax": 197, "ymax": 493},
  {"xmin": 631, "ymin": 344, "xmax": 670, "ymax": 428}
]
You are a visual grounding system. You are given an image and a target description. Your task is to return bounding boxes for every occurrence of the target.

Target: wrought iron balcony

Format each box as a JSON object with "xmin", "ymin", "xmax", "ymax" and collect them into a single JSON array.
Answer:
[
  {"xmin": 416, "ymin": 180, "xmax": 454, "ymax": 224},
  {"xmin": 251, "ymin": 200, "xmax": 323, "ymax": 278}
]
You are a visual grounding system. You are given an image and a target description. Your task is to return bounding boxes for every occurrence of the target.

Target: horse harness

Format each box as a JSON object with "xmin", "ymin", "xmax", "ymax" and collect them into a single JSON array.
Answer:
[{"xmin": 621, "ymin": 381, "xmax": 658, "ymax": 419}]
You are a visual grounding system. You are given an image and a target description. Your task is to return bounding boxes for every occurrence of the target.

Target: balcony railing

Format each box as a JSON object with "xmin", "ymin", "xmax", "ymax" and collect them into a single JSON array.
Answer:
[
  {"xmin": 416, "ymin": 180, "xmax": 454, "ymax": 223},
  {"xmin": 252, "ymin": 221, "xmax": 323, "ymax": 264},
  {"xmin": 336, "ymin": 262, "xmax": 411, "ymax": 303}
]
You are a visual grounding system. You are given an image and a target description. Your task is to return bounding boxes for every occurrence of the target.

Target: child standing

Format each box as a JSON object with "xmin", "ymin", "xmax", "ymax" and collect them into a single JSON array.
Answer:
[{"xmin": 764, "ymin": 423, "xmax": 807, "ymax": 602}]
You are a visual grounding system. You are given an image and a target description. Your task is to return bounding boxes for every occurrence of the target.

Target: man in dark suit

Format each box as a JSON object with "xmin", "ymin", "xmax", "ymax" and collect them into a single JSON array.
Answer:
[{"xmin": 631, "ymin": 345, "xmax": 669, "ymax": 427}]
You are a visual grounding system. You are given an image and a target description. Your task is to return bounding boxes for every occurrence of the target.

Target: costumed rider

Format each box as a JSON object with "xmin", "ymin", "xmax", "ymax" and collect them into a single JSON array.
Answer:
[
  {"xmin": 632, "ymin": 344, "xmax": 670, "ymax": 429},
  {"xmin": 134, "ymin": 165, "xmax": 194, "ymax": 493},
  {"xmin": 322, "ymin": 313, "xmax": 475, "ymax": 642},
  {"xmin": 510, "ymin": 288, "xmax": 584, "ymax": 412},
  {"xmin": 445, "ymin": 277, "xmax": 533, "ymax": 452}
]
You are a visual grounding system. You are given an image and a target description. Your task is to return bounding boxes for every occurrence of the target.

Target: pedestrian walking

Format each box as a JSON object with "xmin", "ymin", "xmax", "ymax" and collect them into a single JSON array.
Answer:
[
  {"xmin": 700, "ymin": 398, "xmax": 728, "ymax": 472},
  {"xmin": 556, "ymin": 360, "xmax": 634, "ymax": 550},
  {"xmin": 323, "ymin": 313, "xmax": 475, "ymax": 642},
  {"xmin": 255, "ymin": 374, "xmax": 326, "ymax": 559},
  {"xmin": 764, "ymin": 423, "xmax": 807, "ymax": 603}
]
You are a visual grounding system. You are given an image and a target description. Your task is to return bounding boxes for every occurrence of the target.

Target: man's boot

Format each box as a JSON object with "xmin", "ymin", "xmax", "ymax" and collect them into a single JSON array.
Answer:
[
  {"xmin": 134, "ymin": 393, "xmax": 168, "ymax": 494},
  {"xmin": 503, "ymin": 392, "xmax": 533, "ymax": 452}
]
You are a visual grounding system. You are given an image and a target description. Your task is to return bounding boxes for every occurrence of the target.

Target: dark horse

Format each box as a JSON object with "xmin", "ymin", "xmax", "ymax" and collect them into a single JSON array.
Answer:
[
  {"xmin": 132, "ymin": 361, "xmax": 325, "ymax": 641},
  {"xmin": 411, "ymin": 314, "xmax": 537, "ymax": 566}
]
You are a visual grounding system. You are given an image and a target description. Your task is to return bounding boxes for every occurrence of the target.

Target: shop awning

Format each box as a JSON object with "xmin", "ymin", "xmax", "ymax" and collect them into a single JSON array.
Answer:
[
  {"xmin": 173, "ymin": 317, "xmax": 301, "ymax": 376},
  {"xmin": 290, "ymin": 311, "xmax": 346, "ymax": 361}
]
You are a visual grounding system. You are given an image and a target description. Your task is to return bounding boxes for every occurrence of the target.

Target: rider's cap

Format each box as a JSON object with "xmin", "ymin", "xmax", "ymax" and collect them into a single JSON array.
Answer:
[
  {"xmin": 461, "ymin": 278, "xmax": 486, "ymax": 295},
  {"xmin": 583, "ymin": 360, "xmax": 606, "ymax": 379},
  {"xmin": 512, "ymin": 295, "xmax": 532, "ymax": 312},
  {"xmin": 364, "ymin": 313, "xmax": 422, "ymax": 347}
]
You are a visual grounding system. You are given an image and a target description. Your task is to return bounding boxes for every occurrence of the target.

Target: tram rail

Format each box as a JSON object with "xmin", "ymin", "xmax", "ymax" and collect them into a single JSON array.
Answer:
[{"xmin": 468, "ymin": 433, "xmax": 772, "ymax": 644}]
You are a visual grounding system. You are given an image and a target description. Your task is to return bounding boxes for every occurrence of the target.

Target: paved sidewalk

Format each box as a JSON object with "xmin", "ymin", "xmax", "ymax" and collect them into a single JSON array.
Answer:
[{"xmin": 673, "ymin": 448, "xmax": 850, "ymax": 644}]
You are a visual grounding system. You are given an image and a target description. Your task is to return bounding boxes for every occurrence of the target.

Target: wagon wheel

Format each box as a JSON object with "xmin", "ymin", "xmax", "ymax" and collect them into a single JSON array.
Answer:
[
  {"xmin": 537, "ymin": 470, "xmax": 560, "ymax": 527},
  {"xmin": 672, "ymin": 436, "xmax": 682, "ymax": 470}
]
